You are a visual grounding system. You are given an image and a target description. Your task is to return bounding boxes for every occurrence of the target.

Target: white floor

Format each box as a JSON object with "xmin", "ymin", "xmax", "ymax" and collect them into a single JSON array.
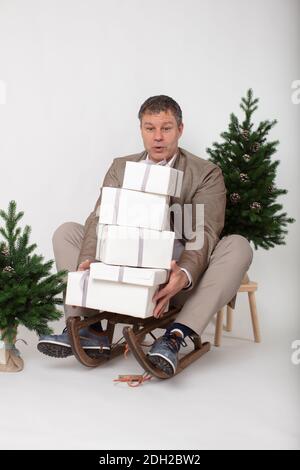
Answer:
[{"xmin": 1, "ymin": 296, "xmax": 299, "ymax": 451}]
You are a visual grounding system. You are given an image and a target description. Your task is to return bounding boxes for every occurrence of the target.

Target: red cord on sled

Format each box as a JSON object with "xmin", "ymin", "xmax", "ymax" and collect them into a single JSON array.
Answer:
[{"xmin": 113, "ymin": 372, "xmax": 152, "ymax": 387}]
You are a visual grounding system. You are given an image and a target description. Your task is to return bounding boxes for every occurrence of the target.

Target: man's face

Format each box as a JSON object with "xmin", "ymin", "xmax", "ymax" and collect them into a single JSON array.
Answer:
[{"xmin": 140, "ymin": 110, "xmax": 184, "ymax": 163}]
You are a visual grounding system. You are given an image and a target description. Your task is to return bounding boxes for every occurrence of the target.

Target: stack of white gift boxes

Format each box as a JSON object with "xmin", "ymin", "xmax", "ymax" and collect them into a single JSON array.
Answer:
[{"xmin": 66, "ymin": 161, "xmax": 184, "ymax": 318}]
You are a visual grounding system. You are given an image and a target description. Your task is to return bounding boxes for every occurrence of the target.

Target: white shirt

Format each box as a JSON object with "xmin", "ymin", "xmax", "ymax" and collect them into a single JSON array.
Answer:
[
  {"xmin": 145, "ymin": 152, "xmax": 193, "ymax": 289},
  {"xmin": 145, "ymin": 153, "xmax": 178, "ymax": 167}
]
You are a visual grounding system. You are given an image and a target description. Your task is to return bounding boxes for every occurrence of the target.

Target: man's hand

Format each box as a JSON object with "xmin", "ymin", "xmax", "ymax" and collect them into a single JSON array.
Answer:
[
  {"xmin": 72, "ymin": 259, "xmax": 93, "ymax": 308},
  {"xmin": 77, "ymin": 259, "xmax": 93, "ymax": 271},
  {"xmin": 152, "ymin": 260, "xmax": 189, "ymax": 318}
]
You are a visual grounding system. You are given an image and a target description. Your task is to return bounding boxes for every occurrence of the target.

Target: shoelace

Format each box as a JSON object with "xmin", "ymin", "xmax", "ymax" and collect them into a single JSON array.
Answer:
[
  {"xmin": 162, "ymin": 333, "xmax": 188, "ymax": 353},
  {"xmin": 113, "ymin": 335, "xmax": 187, "ymax": 387}
]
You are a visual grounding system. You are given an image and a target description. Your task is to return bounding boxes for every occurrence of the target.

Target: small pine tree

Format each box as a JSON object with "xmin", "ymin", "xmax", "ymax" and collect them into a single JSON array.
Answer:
[
  {"xmin": 0, "ymin": 201, "xmax": 67, "ymax": 344},
  {"xmin": 207, "ymin": 89, "xmax": 295, "ymax": 249}
]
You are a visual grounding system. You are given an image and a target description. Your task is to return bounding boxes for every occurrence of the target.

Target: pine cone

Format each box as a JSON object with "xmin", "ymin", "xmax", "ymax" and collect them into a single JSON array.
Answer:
[
  {"xmin": 252, "ymin": 142, "xmax": 260, "ymax": 152},
  {"xmin": 230, "ymin": 193, "xmax": 241, "ymax": 204},
  {"xmin": 250, "ymin": 201, "xmax": 262, "ymax": 211},
  {"xmin": 243, "ymin": 154, "xmax": 251, "ymax": 162},
  {"xmin": 3, "ymin": 265, "xmax": 14, "ymax": 273},
  {"xmin": 241, "ymin": 129, "xmax": 250, "ymax": 140},
  {"xmin": 240, "ymin": 173, "xmax": 249, "ymax": 182},
  {"xmin": 1, "ymin": 246, "xmax": 9, "ymax": 257}
]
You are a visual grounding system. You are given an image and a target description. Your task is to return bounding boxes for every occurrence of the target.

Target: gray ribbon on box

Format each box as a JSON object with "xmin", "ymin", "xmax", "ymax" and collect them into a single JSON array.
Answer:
[
  {"xmin": 80, "ymin": 269, "xmax": 90, "ymax": 307},
  {"xmin": 112, "ymin": 188, "xmax": 121, "ymax": 225},
  {"xmin": 137, "ymin": 227, "xmax": 144, "ymax": 267},
  {"xmin": 117, "ymin": 266, "xmax": 125, "ymax": 282},
  {"xmin": 141, "ymin": 163, "xmax": 152, "ymax": 192},
  {"xmin": 110, "ymin": 161, "xmax": 153, "ymax": 232},
  {"xmin": 98, "ymin": 224, "xmax": 144, "ymax": 267},
  {"xmin": 110, "ymin": 186, "xmax": 146, "ymax": 267},
  {"xmin": 140, "ymin": 161, "xmax": 180, "ymax": 196},
  {"xmin": 83, "ymin": 265, "xmax": 125, "ymax": 291}
]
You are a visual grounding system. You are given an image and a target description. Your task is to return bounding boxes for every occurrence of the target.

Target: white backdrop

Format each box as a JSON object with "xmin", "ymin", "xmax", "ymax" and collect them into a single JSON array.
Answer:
[{"xmin": 0, "ymin": 0, "xmax": 299, "ymax": 449}]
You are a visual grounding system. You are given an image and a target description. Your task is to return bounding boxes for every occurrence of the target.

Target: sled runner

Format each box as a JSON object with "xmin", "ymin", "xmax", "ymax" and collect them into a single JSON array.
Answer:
[{"xmin": 66, "ymin": 306, "xmax": 210, "ymax": 379}]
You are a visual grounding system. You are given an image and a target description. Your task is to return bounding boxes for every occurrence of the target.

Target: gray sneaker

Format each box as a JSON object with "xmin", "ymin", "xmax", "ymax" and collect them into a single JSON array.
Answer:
[
  {"xmin": 147, "ymin": 333, "xmax": 187, "ymax": 376},
  {"xmin": 37, "ymin": 326, "xmax": 110, "ymax": 359}
]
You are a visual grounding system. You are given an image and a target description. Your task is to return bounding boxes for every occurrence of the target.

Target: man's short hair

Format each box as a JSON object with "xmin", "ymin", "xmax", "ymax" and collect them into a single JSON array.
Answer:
[{"xmin": 138, "ymin": 95, "xmax": 182, "ymax": 126}]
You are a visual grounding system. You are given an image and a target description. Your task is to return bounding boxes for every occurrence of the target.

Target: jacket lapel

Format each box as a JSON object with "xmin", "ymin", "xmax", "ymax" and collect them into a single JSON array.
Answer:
[
  {"xmin": 137, "ymin": 150, "xmax": 148, "ymax": 162},
  {"xmin": 173, "ymin": 147, "xmax": 187, "ymax": 174}
]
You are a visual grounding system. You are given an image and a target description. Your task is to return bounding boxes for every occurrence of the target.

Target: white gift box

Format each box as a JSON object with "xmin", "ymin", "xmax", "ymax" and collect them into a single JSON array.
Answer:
[
  {"xmin": 122, "ymin": 161, "xmax": 183, "ymax": 197},
  {"xmin": 85, "ymin": 263, "xmax": 169, "ymax": 318},
  {"xmin": 99, "ymin": 187, "xmax": 169, "ymax": 231},
  {"xmin": 96, "ymin": 224, "xmax": 175, "ymax": 269},
  {"xmin": 65, "ymin": 270, "xmax": 91, "ymax": 308}
]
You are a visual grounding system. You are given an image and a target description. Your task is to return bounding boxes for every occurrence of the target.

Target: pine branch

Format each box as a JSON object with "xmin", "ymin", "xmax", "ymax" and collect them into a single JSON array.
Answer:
[
  {"xmin": 207, "ymin": 89, "xmax": 295, "ymax": 249},
  {"xmin": 0, "ymin": 201, "xmax": 67, "ymax": 338}
]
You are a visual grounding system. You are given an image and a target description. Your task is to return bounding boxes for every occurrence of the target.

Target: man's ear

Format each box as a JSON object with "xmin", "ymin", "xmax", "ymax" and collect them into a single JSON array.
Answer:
[{"xmin": 178, "ymin": 122, "xmax": 184, "ymax": 137}]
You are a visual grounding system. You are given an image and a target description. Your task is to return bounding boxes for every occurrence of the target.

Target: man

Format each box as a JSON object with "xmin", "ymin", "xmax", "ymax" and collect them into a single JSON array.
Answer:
[{"xmin": 38, "ymin": 95, "xmax": 253, "ymax": 376}]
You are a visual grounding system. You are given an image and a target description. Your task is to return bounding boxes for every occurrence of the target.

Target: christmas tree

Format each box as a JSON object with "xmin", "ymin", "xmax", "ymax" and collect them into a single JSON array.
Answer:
[
  {"xmin": 0, "ymin": 201, "xmax": 67, "ymax": 345},
  {"xmin": 207, "ymin": 89, "xmax": 295, "ymax": 249}
]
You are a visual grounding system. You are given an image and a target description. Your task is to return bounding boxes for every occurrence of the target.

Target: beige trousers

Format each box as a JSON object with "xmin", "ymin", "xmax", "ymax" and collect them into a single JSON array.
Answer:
[{"xmin": 53, "ymin": 222, "xmax": 253, "ymax": 336}]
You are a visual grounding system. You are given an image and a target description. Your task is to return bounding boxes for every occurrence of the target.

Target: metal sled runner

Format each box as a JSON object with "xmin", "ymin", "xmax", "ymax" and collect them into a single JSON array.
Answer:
[{"xmin": 66, "ymin": 306, "xmax": 211, "ymax": 379}]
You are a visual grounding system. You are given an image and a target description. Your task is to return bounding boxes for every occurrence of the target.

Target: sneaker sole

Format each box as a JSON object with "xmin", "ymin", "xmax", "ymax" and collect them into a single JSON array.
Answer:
[
  {"xmin": 37, "ymin": 342, "xmax": 72, "ymax": 358},
  {"xmin": 147, "ymin": 354, "xmax": 175, "ymax": 376},
  {"xmin": 37, "ymin": 342, "xmax": 110, "ymax": 359}
]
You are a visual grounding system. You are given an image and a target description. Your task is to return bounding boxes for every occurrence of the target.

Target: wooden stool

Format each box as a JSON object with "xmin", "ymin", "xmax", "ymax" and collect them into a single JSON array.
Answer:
[{"xmin": 214, "ymin": 273, "xmax": 261, "ymax": 347}]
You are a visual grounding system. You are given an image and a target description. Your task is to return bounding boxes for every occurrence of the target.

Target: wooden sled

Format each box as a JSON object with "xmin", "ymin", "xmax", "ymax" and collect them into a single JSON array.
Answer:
[{"xmin": 67, "ymin": 306, "xmax": 210, "ymax": 379}]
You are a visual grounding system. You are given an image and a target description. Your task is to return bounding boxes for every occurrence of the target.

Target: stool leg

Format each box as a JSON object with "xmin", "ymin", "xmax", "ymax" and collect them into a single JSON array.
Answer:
[
  {"xmin": 226, "ymin": 305, "xmax": 233, "ymax": 332},
  {"xmin": 248, "ymin": 291, "xmax": 261, "ymax": 343},
  {"xmin": 214, "ymin": 308, "xmax": 224, "ymax": 347}
]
